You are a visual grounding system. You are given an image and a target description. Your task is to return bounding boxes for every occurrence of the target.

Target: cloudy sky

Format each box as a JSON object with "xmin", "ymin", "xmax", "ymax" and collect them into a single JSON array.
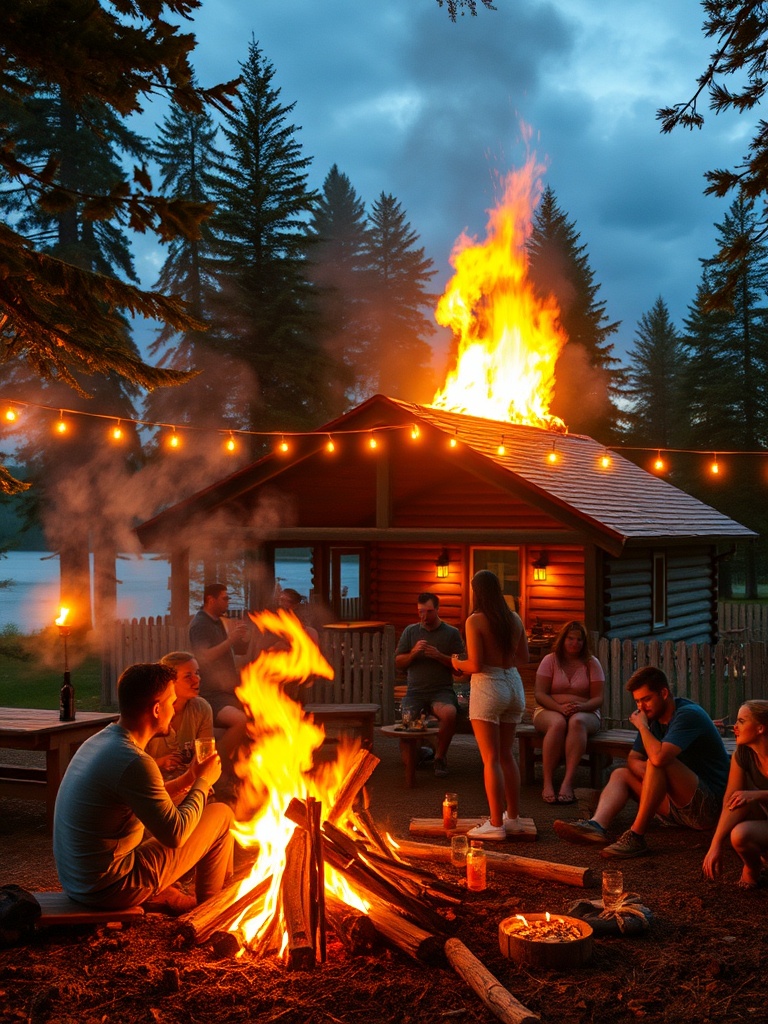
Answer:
[{"xmin": 136, "ymin": 0, "xmax": 748, "ymax": 365}]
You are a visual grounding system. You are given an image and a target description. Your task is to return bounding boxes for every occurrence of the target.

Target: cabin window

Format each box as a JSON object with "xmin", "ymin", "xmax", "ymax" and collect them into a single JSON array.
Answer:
[
  {"xmin": 471, "ymin": 547, "xmax": 520, "ymax": 611},
  {"xmin": 652, "ymin": 552, "xmax": 667, "ymax": 627}
]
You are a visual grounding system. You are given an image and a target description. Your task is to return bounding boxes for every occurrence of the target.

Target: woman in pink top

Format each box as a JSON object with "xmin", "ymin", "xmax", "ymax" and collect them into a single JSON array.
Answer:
[{"xmin": 533, "ymin": 621, "xmax": 604, "ymax": 805}]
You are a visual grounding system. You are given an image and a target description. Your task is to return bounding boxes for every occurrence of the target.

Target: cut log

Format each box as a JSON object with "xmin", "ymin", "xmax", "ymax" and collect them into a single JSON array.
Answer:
[
  {"xmin": 353, "ymin": 806, "xmax": 395, "ymax": 858},
  {"xmin": 177, "ymin": 875, "xmax": 271, "ymax": 945},
  {"xmin": 326, "ymin": 749, "xmax": 380, "ymax": 826},
  {"xmin": 281, "ymin": 828, "xmax": 316, "ymax": 971},
  {"xmin": 445, "ymin": 938, "xmax": 539, "ymax": 1024},
  {"xmin": 409, "ymin": 817, "xmax": 537, "ymax": 842},
  {"xmin": 394, "ymin": 839, "xmax": 594, "ymax": 888},
  {"xmin": 362, "ymin": 890, "xmax": 443, "ymax": 963},
  {"xmin": 308, "ymin": 797, "xmax": 326, "ymax": 964},
  {"xmin": 325, "ymin": 893, "xmax": 378, "ymax": 955}
]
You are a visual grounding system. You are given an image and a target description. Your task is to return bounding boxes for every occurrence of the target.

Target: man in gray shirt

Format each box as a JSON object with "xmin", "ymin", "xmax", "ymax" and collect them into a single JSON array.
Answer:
[
  {"xmin": 396, "ymin": 592, "xmax": 465, "ymax": 777},
  {"xmin": 53, "ymin": 662, "xmax": 234, "ymax": 913}
]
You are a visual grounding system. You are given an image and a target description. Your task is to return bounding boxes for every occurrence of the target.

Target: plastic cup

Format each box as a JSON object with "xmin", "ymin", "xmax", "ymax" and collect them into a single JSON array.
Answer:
[
  {"xmin": 450, "ymin": 834, "xmax": 468, "ymax": 867},
  {"xmin": 195, "ymin": 738, "xmax": 217, "ymax": 761},
  {"xmin": 602, "ymin": 869, "xmax": 624, "ymax": 910}
]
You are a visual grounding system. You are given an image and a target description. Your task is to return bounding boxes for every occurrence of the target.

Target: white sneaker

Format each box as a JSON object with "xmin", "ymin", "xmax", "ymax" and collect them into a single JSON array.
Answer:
[
  {"xmin": 503, "ymin": 813, "xmax": 526, "ymax": 834},
  {"xmin": 467, "ymin": 819, "xmax": 506, "ymax": 841}
]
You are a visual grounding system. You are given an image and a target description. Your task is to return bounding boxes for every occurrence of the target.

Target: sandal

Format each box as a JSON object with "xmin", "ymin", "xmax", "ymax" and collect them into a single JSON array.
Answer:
[{"xmin": 542, "ymin": 791, "xmax": 558, "ymax": 805}]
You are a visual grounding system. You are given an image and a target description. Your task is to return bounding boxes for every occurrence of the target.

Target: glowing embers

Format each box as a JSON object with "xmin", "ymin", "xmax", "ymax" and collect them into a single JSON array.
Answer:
[{"xmin": 431, "ymin": 152, "xmax": 568, "ymax": 430}]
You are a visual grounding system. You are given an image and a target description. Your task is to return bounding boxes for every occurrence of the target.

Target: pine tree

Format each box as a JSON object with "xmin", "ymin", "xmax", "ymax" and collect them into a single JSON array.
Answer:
[
  {"xmin": 209, "ymin": 39, "xmax": 334, "ymax": 434},
  {"xmin": 365, "ymin": 193, "xmax": 437, "ymax": 401},
  {"xmin": 305, "ymin": 165, "xmax": 368, "ymax": 411},
  {"xmin": 526, "ymin": 186, "xmax": 623, "ymax": 440},
  {"xmin": 623, "ymin": 297, "xmax": 688, "ymax": 449}
]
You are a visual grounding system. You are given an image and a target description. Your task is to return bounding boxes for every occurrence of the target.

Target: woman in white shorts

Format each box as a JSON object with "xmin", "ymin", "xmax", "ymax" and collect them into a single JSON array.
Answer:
[{"xmin": 452, "ymin": 570, "xmax": 530, "ymax": 841}]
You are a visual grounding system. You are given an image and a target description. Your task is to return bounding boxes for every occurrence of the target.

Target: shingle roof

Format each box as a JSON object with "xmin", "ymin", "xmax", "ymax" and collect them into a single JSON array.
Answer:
[{"xmin": 379, "ymin": 396, "xmax": 755, "ymax": 547}]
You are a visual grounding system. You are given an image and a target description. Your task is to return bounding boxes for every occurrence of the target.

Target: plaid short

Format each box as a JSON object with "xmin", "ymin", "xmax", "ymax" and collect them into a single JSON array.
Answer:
[{"xmin": 659, "ymin": 782, "xmax": 721, "ymax": 830}]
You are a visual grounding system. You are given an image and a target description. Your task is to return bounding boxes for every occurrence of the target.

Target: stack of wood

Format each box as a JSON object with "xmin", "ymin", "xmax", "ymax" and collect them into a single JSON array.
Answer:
[{"xmin": 177, "ymin": 747, "xmax": 591, "ymax": 1023}]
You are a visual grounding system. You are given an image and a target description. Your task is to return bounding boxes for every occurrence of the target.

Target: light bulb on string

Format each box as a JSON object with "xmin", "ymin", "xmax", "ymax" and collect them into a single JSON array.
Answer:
[
  {"xmin": 710, "ymin": 453, "xmax": 719, "ymax": 475},
  {"xmin": 3, "ymin": 405, "xmax": 17, "ymax": 423},
  {"xmin": 654, "ymin": 451, "xmax": 665, "ymax": 472},
  {"xmin": 168, "ymin": 427, "xmax": 180, "ymax": 450},
  {"xmin": 225, "ymin": 431, "xmax": 236, "ymax": 453},
  {"xmin": 600, "ymin": 450, "xmax": 611, "ymax": 469},
  {"xmin": 110, "ymin": 421, "xmax": 123, "ymax": 442},
  {"xmin": 278, "ymin": 435, "xmax": 289, "ymax": 454},
  {"xmin": 547, "ymin": 441, "xmax": 557, "ymax": 464},
  {"xmin": 449, "ymin": 431, "xmax": 458, "ymax": 449},
  {"xmin": 411, "ymin": 424, "xmax": 420, "ymax": 440},
  {"xmin": 326, "ymin": 434, "xmax": 335, "ymax": 453},
  {"xmin": 368, "ymin": 432, "xmax": 378, "ymax": 450},
  {"xmin": 55, "ymin": 411, "xmax": 67, "ymax": 435},
  {"xmin": 497, "ymin": 435, "xmax": 506, "ymax": 456}
]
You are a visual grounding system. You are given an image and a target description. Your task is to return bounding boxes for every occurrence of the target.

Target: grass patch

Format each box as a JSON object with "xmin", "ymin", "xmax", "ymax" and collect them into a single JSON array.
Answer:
[{"xmin": 0, "ymin": 628, "xmax": 103, "ymax": 711}]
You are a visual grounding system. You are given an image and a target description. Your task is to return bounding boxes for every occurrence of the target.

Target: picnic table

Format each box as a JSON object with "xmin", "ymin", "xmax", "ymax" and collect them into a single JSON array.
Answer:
[{"xmin": 0, "ymin": 707, "xmax": 117, "ymax": 831}]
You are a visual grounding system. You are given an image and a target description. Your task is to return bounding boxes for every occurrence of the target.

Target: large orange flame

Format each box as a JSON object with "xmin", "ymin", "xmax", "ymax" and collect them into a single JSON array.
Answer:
[
  {"xmin": 229, "ymin": 610, "xmax": 367, "ymax": 952},
  {"xmin": 432, "ymin": 152, "xmax": 568, "ymax": 429}
]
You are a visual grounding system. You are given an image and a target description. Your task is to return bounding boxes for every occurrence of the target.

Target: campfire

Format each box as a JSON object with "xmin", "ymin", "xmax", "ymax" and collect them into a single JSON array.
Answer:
[{"xmin": 431, "ymin": 151, "xmax": 567, "ymax": 431}]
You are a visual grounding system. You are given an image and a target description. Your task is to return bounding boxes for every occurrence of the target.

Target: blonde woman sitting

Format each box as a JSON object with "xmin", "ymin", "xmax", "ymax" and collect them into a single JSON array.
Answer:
[
  {"xmin": 533, "ymin": 621, "xmax": 604, "ymax": 805},
  {"xmin": 146, "ymin": 651, "xmax": 214, "ymax": 787}
]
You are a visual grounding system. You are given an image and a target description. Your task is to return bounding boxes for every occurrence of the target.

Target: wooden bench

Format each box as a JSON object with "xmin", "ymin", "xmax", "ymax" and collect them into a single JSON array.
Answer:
[
  {"xmin": 33, "ymin": 891, "xmax": 145, "ymax": 928},
  {"xmin": 516, "ymin": 724, "xmax": 737, "ymax": 788}
]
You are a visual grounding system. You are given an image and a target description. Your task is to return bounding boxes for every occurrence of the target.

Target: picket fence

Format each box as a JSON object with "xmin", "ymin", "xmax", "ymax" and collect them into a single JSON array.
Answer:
[
  {"xmin": 718, "ymin": 601, "xmax": 768, "ymax": 642},
  {"xmin": 100, "ymin": 617, "xmax": 396, "ymax": 723}
]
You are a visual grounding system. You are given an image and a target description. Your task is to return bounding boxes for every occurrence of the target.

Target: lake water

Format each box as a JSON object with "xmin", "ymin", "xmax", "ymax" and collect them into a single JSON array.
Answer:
[{"xmin": 0, "ymin": 551, "xmax": 343, "ymax": 633}]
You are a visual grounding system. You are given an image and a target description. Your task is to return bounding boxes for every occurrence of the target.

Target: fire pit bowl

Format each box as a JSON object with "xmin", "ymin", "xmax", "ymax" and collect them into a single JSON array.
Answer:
[{"xmin": 498, "ymin": 913, "xmax": 593, "ymax": 969}]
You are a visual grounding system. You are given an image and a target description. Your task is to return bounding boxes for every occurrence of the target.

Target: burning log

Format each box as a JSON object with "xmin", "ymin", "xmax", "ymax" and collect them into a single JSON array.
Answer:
[
  {"xmin": 363, "ymin": 890, "xmax": 443, "ymax": 963},
  {"xmin": 307, "ymin": 797, "xmax": 326, "ymax": 963},
  {"xmin": 326, "ymin": 748, "xmax": 380, "ymax": 826},
  {"xmin": 324, "ymin": 893, "xmax": 377, "ymax": 955},
  {"xmin": 177, "ymin": 875, "xmax": 272, "ymax": 945},
  {"xmin": 445, "ymin": 938, "xmax": 539, "ymax": 1024},
  {"xmin": 394, "ymin": 839, "xmax": 594, "ymax": 888},
  {"xmin": 281, "ymin": 828, "xmax": 316, "ymax": 970}
]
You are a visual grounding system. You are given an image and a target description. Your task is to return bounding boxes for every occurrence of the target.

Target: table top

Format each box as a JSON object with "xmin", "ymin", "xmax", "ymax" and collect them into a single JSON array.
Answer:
[
  {"xmin": 322, "ymin": 621, "xmax": 389, "ymax": 632},
  {"xmin": 0, "ymin": 707, "xmax": 117, "ymax": 736},
  {"xmin": 380, "ymin": 723, "xmax": 440, "ymax": 738}
]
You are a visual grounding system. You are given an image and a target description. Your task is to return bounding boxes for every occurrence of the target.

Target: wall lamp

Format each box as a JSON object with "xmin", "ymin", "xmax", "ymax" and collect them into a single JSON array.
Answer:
[
  {"xmin": 435, "ymin": 547, "xmax": 450, "ymax": 579},
  {"xmin": 532, "ymin": 551, "xmax": 549, "ymax": 582}
]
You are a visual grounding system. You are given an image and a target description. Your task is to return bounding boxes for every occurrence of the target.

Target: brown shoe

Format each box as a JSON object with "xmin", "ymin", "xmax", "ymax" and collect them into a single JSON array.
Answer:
[{"xmin": 144, "ymin": 885, "xmax": 197, "ymax": 917}]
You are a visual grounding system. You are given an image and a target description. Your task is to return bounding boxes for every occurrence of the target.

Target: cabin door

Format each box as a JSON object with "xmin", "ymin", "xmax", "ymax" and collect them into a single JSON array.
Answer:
[{"xmin": 329, "ymin": 546, "xmax": 365, "ymax": 620}]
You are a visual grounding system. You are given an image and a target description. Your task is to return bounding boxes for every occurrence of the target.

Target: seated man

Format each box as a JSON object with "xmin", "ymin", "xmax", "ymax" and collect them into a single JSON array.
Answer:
[
  {"xmin": 395, "ymin": 592, "xmax": 465, "ymax": 778},
  {"xmin": 53, "ymin": 663, "xmax": 234, "ymax": 913},
  {"xmin": 554, "ymin": 665, "xmax": 730, "ymax": 858}
]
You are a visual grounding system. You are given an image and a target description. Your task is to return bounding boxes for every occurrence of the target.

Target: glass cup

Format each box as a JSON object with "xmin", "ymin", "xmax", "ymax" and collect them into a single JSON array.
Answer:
[
  {"xmin": 195, "ymin": 737, "xmax": 217, "ymax": 761},
  {"xmin": 602, "ymin": 869, "xmax": 624, "ymax": 911},
  {"xmin": 401, "ymin": 709, "xmax": 412, "ymax": 730},
  {"xmin": 450, "ymin": 834, "xmax": 469, "ymax": 867}
]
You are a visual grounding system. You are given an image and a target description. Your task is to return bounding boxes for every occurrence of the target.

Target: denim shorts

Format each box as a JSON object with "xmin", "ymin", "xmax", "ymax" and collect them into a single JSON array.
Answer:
[{"xmin": 660, "ymin": 782, "xmax": 721, "ymax": 830}]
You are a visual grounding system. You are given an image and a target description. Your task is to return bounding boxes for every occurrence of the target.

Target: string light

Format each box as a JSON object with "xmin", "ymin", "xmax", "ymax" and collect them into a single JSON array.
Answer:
[
  {"xmin": 411, "ymin": 424, "xmax": 420, "ymax": 440},
  {"xmin": 225, "ymin": 431, "xmax": 236, "ymax": 453},
  {"xmin": 600, "ymin": 450, "xmax": 611, "ymax": 469},
  {"xmin": 711, "ymin": 453, "xmax": 719, "ymax": 475},
  {"xmin": 168, "ymin": 427, "xmax": 180, "ymax": 449},
  {"xmin": 110, "ymin": 421, "xmax": 123, "ymax": 442},
  {"xmin": 449, "ymin": 431, "xmax": 458, "ymax": 449},
  {"xmin": 326, "ymin": 434, "xmax": 335, "ymax": 453},
  {"xmin": 654, "ymin": 451, "xmax": 665, "ymax": 472},
  {"xmin": 4, "ymin": 405, "xmax": 17, "ymax": 423},
  {"xmin": 547, "ymin": 441, "xmax": 557, "ymax": 464},
  {"xmin": 278, "ymin": 436, "xmax": 289, "ymax": 453},
  {"xmin": 368, "ymin": 432, "xmax": 378, "ymax": 450},
  {"xmin": 497, "ymin": 435, "xmax": 506, "ymax": 456},
  {"xmin": 55, "ymin": 411, "xmax": 67, "ymax": 435}
]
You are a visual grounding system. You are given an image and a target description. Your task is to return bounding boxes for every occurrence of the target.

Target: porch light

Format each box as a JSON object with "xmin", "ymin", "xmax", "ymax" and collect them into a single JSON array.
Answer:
[
  {"xmin": 435, "ymin": 548, "xmax": 450, "ymax": 579},
  {"xmin": 532, "ymin": 552, "xmax": 549, "ymax": 581}
]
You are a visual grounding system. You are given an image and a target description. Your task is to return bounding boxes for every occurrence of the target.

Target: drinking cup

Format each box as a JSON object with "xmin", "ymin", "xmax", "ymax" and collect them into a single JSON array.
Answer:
[
  {"xmin": 602, "ymin": 869, "xmax": 624, "ymax": 911},
  {"xmin": 450, "ymin": 834, "xmax": 469, "ymax": 867},
  {"xmin": 195, "ymin": 737, "xmax": 217, "ymax": 761}
]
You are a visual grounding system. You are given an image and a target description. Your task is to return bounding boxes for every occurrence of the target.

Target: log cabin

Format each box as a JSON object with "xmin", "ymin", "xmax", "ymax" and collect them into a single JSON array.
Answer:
[{"xmin": 136, "ymin": 394, "xmax": 755, "ymax": 647}]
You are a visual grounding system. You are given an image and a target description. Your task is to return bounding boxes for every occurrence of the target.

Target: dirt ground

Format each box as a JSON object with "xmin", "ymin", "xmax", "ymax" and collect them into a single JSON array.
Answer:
[{"xmin": 0, "ymin": 734, "xmax": 764, "ymax": 1024}]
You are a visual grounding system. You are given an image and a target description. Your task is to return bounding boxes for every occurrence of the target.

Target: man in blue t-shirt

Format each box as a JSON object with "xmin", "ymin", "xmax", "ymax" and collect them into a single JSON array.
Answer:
[
  {"xmin": 395, "ymin": 592, "xmax": 465, "ymax": 777},
  {"xmin": 554, "ymin": 666, "xmax": 729, "ymax": 859}
]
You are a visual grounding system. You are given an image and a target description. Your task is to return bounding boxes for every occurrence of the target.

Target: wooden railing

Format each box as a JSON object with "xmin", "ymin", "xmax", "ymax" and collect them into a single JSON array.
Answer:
[{"xmin": 100, "ymin": 618, "xmax": 396, "ymax": 723}]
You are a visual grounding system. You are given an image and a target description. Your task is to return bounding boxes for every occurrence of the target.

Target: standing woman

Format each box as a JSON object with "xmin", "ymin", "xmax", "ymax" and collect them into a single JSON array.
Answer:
[
  {"xmin": 703, "ymin": 700, "xmax": 768, "ymax": 888},
  {"xmin": 452, "ymin": 570, "xmax": 530, "ymax": 841},
  {"xmin": 533, "ymin": 621, "xmax": 604, "ymax": 805}
]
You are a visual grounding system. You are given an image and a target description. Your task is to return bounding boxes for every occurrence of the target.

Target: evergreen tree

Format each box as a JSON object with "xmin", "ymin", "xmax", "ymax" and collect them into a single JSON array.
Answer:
[
  {"xmin": 365, "ymin": 193, "xmax": 437, "ymax": 402},
  {"xmin": 209, "ymin": 39, "xmax": 333, "ymax": 433},
  {"xmin": 623, "ymin": 297, "xmax": 688, "ymax": 449},
  {"xmin": 526, "ymin": 186, "xmax": 623, "ymax": 440},
  {"xmin": 305, "ymin": 165, "xmax": 368, "ymax": 411}
]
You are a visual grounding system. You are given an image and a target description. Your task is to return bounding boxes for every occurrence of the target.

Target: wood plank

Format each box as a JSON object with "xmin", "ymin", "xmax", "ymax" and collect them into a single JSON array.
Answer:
[
  {"xmin": 408, "ymin": 817, "xmax": 537, "ymax": 842},
  {"xmin": 34, "ymin": 891, "xmax": 145, "ymax": 926}
]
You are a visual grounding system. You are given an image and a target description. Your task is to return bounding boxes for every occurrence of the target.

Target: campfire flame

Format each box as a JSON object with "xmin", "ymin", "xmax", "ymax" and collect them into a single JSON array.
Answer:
[
  {"xmin": 431, "ymin": 152, "xmax": 568, "ymax": 430},
  {"xmin": 229, "ymin": 610, "xmax": 368, "ymax": 951}
]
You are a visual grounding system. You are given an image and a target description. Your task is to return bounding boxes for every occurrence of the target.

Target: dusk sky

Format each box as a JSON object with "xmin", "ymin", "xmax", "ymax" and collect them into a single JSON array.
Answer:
[{"xmin": 134, "ymin": 1, "xmax": 747, "ymax": 366}]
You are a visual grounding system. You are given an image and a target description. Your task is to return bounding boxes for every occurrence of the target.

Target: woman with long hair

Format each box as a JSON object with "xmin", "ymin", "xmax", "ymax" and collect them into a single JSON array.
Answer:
[
  {"xmin": 703, "ymin": 700, "xmax": 768, "ymax": 888},
  {"xmin": 533, "ymin": 621, "xmax": 604, "ymax": 805},
  {"xmin": 452, "ymin": 570, "xmax": 529, "ymax": 841},
  {"xmin": 146, "ymin": 651, "xmax": 213, "ymax": 783}
]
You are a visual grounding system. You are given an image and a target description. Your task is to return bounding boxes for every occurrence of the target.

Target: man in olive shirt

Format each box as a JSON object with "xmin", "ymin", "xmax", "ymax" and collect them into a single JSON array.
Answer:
[{"xmin": 53, "ymin": 663, "xmax": 234, "ymax": 912}]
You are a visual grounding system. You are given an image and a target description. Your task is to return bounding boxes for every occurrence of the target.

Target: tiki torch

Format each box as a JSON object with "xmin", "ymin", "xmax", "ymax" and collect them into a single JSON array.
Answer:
[{"xmin": 56, "ymin": 608, "xmax": 75, "ymax": 721}]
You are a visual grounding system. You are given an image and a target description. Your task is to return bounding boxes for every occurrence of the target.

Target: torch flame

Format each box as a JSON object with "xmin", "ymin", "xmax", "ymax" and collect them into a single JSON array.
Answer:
[
  {"xmin": 432, "ymin": 151, "xmax": 568, "ymax": 429},
  {"xmin": 55, "ymin": 607, "xmax": 69, "ymax": 627},
  {"xmin": 228, "ymin": 609, "xmax": 371, "ymax": 951}
]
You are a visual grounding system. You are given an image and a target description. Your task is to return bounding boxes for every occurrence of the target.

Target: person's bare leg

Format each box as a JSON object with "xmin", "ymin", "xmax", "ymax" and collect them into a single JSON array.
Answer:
[
  {"xmin": 630, "ymin": 758, "xmax": 699, "ymax": 835},
  {"xmin": 731, "ymin": 820, "xmax": 768, "ymax": 888},
  {"xmin": 560, "ymin": 713, "xmax": 599, "ymax": 801},
  {"xmin": 432, "ymin": 702, "xmax": 457, "ymax": 761},
  {"xmin": 216, "ymin": 705, "xmax": 249, "ymax": 766},
  {"xmin": 471, "ymin": 719, "xmax": 504, "ymax": 826},
  {"xmin": 591, "ymin": 761, "xmax": 645, "ymax": 831},
  {"xmin": 499, "ymin": 722, "xmax": 520, "ymax": 819},
  {"xmin": 534, "ymin": 711, "xmax": 566, "ymax": 802}
]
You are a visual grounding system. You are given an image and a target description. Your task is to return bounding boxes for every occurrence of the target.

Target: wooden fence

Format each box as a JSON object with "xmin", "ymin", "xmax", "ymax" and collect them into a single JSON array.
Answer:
[
  {"xmin": 718, "ymin": 601, "xmax": 768, "ymax": 642},
  {"xmin": 101, "ymin": 618, "xmax": 396, "ymax": 723}
]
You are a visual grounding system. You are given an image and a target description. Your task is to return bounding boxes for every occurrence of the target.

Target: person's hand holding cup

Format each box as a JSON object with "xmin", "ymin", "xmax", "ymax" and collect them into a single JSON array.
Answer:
[{"xmin": 193, "ymin": 737, "xmax": 222, "ymax": 787}]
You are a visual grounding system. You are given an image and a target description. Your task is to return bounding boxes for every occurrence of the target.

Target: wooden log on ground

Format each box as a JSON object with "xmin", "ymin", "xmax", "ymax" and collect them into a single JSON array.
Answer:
[
  {"xmin": 325, "ymin": 893, "xmax": 378, "ymax": 955},
  {"xmin": 363, "ymin": 890, "xmax": 443, "ymax": 963},
  {"xmin": 409, "ymin": 817, "xmax": 537, "ymax": 842},
  {"xmin": 394, "ymin": 839, "xmax": 594, "ymax": 888},
  {"xmin": 177, "ymin": 875, "xmax": 272, "ymax": 945},
  {"xmin": 281, "ymin": 828, "xmax": 316, "ymax": 970},
  {"xmin": 445, "ymin": 938, "xmax": 539, "ymax": 1024},
  {"xmin": 326, "ymin": 749, "xmax": 380, "ymax": 826}
]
